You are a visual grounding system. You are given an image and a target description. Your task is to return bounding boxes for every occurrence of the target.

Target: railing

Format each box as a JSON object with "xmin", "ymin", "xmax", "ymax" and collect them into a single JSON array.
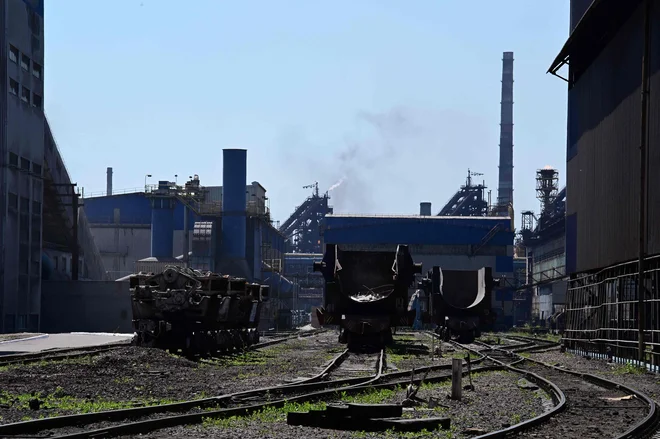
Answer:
[
  {"xmin": 86, "ymin": 216, "xmax": 151, "ymax": 226},
  {"xmin": 83, "ymin": 187, "xmax": 144, "ymax": 198},
  {"xmin": 563, "ymin": 254, "xmax": 660, "ymax": 371}
]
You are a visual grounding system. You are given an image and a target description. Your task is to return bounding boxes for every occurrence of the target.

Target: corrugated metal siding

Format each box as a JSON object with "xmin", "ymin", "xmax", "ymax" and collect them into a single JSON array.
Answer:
[
  {"xmin": 644, "ymin": 2, "xmax": 660, "ymax": 261},
  {"xmin": 570, "ymin": 0, "xmax": 595, "ymax": 32},
  {"xmin": 323, "ymin": 216, "xmax": 513, "ymax": 246},
  {"xmin": 566, "ymin": 3, "xmax": 660, "ymax": 272},
  {"xmin": 565, "ymin": 213, "xmax": 577, "ymax": 274},
  {"xmin": 84, "ymin": 193, "xmax": 198, "ymax": 230}
]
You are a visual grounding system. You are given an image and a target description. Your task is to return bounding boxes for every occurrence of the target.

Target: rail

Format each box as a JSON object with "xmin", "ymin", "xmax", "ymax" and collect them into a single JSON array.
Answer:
[{"xmin": 459, "ymin": 336, "xmax": 659, "ymax": 439}]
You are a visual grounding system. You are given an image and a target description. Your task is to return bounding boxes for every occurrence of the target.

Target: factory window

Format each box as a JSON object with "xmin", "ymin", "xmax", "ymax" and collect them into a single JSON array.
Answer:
[
  {"xmin": 20, "ymin": 196, "xmax": 29, "ymax": 213},
  {"xmin": 32, "ymin": 93, "xmax": 42, "ymax": 109},
  {"xmin": 32, "ymin": 200, "xmax": 41, "ymax": 214},
  {"xmin": 33, "ymin": 163, "xmax": 42, "ymax": 176},
  {"xmin": 21, "ymin": 86, "xmax": 29, "ymax": 103},
  {"xmin": 21, "ymin": 157, "xmax": 30, "ymax": 171},
  {"xmin": 19, "ymin": 245, "xmax": 29, "ymax": 272},
  {"xmin": 62, "ymin": 257, "xmax": 67, "ymax": 273},
  {"xmin": 20, "ymin": 54, "xmax": 29, "ymax": 71},
  {"xmin": 8, "ymin": 192, "xmax": 18, "ymax": 210},
  {"xmin": 9, "ymin": 152, "xmax": 18, "ymax": 167},
  {"xmin": 16, "ymin": 314, "xmax": 27, "ymax": 331},
  {"xmin": 32, "ymin": 62, "xmax": 41, "ymax": 79},
  {"xmin": 19, "ymin": 217, "xmax": 29, "ymax": 243},
  {"xmin": 54, "ymin": 257, "xmax": 59, "ymax": 270},
  {"xmin": 9, "ymin": 45, "xmax": 18, "ymax": 63},
  {"xmin": 9, "ymin": 78, "xmax": 18, "ymax": 96}
]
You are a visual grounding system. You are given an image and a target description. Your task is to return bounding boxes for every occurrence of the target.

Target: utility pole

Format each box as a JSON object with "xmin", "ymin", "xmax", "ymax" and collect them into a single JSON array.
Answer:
[{"xmin": 637, "ymin": 0, "xmax": 652, "ymax": 362}]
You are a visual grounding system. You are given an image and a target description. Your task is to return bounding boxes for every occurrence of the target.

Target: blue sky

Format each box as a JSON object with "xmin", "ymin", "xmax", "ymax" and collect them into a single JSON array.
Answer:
[{"xmin": 44, "ymin": 0, "xmax": 570, "ymax": 224}]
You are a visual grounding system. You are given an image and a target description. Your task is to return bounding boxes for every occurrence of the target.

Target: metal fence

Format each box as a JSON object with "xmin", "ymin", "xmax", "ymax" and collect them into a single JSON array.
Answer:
[{"xmin": 564, "ymin": 255, "xmax": 660, "ymax": 371}]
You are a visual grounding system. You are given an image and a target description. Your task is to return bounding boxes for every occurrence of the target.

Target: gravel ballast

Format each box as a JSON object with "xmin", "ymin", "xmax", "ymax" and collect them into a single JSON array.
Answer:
[
  {"xmin": 126, "ymin": 369, "xmax": 548, "ymax": 439},
  {"xmin": 529, "ymin": 349, "xmax": 660, "ymax": 402},
  {"xmin": 0, "ymin": 331, "xmax": 343, "ymax": 424}
]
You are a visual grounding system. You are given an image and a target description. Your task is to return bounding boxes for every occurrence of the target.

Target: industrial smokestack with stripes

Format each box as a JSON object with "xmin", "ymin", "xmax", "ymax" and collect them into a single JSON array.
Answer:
[{"xmin": 496, "ymin": 52, "xmax": 514, "ymax": 214}]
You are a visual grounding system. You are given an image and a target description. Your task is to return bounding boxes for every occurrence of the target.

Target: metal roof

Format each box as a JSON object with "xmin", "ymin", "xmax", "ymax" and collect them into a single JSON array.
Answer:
[
  {"xmin": 326, "ymin": 214, "xmax": 510, "ymax": 221},
  {"xmin": 548, "ymin": 0, "xmax": 642, "ymax": 83}
]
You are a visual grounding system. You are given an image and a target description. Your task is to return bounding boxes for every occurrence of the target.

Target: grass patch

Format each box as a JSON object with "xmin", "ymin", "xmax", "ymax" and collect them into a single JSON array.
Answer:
[
  {"xmin": 0, "ymin": 356, "xmax": 95, "ymax": 372},
  {"xmin": 0, "ymin": 387, "xmax": 198, "ymax": 415},
  {"xmin": 202, "ymin": 401, "xmax": 326, "ymax": 428},
  {"xmin": 611, "ymin": 363, "xmax": 646, "ymax": 375},
  {"xmin": 203, "ymin": 351, "xmax": 268, "ymax": 367}
]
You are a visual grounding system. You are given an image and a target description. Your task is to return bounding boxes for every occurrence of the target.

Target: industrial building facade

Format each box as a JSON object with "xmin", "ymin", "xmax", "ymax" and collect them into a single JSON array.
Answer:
[
  {"xmin": 1, "ymin": 0, "xmax": 45, "ymax": 332},
  {"xmin": 0, "ymin": 0, "xmax": 108, "ymax": 333},
  {"xmin": 83, "ymin": 180, "xmax": 286, "ymax": 282},
  {"xmin": 556, "ymin": 0, "xmax": 660, "ymax": 273},
  {"xmin": 552, "ymin": 0, "xmax": 660, "ymax": 365}
]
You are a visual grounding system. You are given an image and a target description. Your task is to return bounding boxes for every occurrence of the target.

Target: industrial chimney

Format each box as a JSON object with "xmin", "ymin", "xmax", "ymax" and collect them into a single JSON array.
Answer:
[
  {"xmin": 420, "ymin": 202, "xmax": 432, "ymax": 216},
  {"xmin": 218, "ymin": 149, "xmax": 251, "ymax": 279},
  {"xmin": 106, "ymin": 167, "xmax": 113, "ymax": 196},
  {"xmin": 496, "ymin": 52, "xmax": 514, "ymax": 214}
]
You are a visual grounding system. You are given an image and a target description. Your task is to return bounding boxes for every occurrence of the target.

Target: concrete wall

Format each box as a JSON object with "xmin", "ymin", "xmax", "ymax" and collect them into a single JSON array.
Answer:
[
  {"xmin": 90, "ymin": 225, "xmax": 191, "ymax": 279},
  {"xmin": 1, "ymin": 0, "xmax": 45, "ymax": 332},
  {"xmin": 41, "ymin": 280, "xmax": 133, "ymax": 333}
]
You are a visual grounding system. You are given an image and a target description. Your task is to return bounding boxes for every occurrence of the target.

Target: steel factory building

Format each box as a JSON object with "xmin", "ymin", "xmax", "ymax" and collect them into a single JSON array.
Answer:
[
  {"xmin": 551, "ymin": 0, "xmax": 660, "ymax": 363},
  {"xmin": 1, "ymin": 0, "xmax": 111, "ymax": 334}
]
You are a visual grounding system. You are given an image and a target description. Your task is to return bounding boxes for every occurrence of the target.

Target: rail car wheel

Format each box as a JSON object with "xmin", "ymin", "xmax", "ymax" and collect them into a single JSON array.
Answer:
[{"xmin": 458, "ymin": 331, "xmax": 475, "ymax": 344}]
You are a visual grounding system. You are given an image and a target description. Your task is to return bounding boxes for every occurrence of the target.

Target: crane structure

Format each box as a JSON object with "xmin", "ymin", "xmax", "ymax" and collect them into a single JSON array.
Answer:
[
  {"xmin": 437, "ymin": 169, "xmax": 490, "ymax": 217},
  {"xmin": 279, "ymin": 182, "xmax": 333, "ymax": 253}
]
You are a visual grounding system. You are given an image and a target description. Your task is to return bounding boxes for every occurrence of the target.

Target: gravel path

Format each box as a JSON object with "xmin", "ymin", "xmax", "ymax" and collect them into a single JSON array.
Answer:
[
  {"xmin": 124, "ymin": 370, "xmax": 547, "ymax": 439},
  {"xmin": 529, "ymin": 349, "xmax": 660, "ymax": 402},
  {"xmin": 514, "ymin": 360, "xmax": 649, "ymax": 439},
  {"xmin": 0, "ymin": 331, "xmax": 342, "ymax": 424}
]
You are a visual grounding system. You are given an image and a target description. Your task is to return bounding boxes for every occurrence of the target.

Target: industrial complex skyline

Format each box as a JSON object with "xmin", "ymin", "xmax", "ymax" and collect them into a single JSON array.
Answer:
[{"xmin": 43, "ymin": 0, "xmax": 570, "ymax": 223}]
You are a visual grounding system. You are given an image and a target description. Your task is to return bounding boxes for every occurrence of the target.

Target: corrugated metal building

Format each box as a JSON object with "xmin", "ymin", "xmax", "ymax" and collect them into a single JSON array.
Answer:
[
  {"xmin": 551, "ymin": 0, "xmax": 660, "ymax": 273},
  {"xmin": 83, "ymin": 183, "xmax": 285, "ymax": 281},
  {"xmin": 322, "ymin": 214, "xmax": 516, "ymax": 326}
]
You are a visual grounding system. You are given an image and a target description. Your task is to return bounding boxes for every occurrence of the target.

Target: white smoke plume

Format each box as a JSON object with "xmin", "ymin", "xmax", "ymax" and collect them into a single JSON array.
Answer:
[{"xmin": 327, "ymin": 176, "xmax": 346, "ymax": 192}]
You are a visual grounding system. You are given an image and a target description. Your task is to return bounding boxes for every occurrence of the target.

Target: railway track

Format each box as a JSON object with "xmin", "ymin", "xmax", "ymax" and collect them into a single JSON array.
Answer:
[
  {"xmin": 11, "ymin": 332, "xmax": 651, "ymax": 438},
  {"xmin": 0, "ymin": 348, "xmax": 385, "ymax": 438},
  {"xmin": 0, "ymin": 335, "xmax": 487, "ymax": 438},
  {"xmin": 458, "ymin": 336, "xmax": 660, "ymax": 439},
  {"xmin": 0, "ymin": 330, "xmax": 324, "ymax": 369}
]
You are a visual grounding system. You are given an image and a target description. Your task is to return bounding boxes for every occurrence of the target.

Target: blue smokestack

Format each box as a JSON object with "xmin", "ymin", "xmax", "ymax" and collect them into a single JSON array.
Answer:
[
  {"xmin": 221, "ymin": 149, "xmax": 247, "ymax": 260},
  {"xmin": 151, "ymin": 194, "xmax": 175, "ymax": 258}
]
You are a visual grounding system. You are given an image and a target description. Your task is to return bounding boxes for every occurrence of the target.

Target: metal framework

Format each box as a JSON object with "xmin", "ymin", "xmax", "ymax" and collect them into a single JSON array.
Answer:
[
  {"xmin": 564, "ymin": 255, "xmax": 660, "ymax": 370},
  {"xmin": 279, "ymin": 184, "xmax": 333, "ymax": 254},
  {"xmin": 437, "ymin": 169, "xmax": 489, "ymax": 217}
]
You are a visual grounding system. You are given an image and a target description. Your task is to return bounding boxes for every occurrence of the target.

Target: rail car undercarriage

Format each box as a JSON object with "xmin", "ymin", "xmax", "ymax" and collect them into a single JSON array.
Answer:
[
  {"xmin": 314, "ymin": 245, "xmax": 422, "ymax": 351},
  {"xmin": 130, "ymin": 266, "xmax": 269, "ymax": 355}
]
